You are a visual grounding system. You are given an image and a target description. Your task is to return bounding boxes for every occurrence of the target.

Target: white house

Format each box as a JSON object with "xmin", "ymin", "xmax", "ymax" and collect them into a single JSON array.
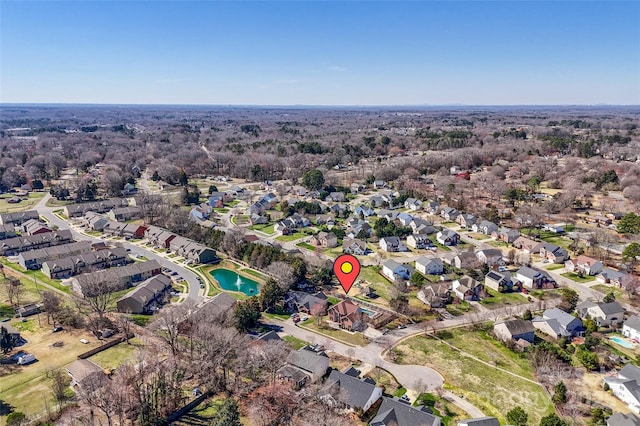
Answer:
[
  {"xmin": 472, "ymin": 220, "xmax": 498, "ymax": 235},
  {"xmin": 415, "ymin": 257, "xmax": 443, "ymax": 275},
  {"xmin": 379, "ymin": 236, "xmax": 407, "ymax": 252},
  {"xmin": 382, "ymin": 259, "xmax": 410, "ymax": 282},
  {"xmin": 404, "ymin": 198, "xmax": 423, "ymax": 211},
  {"xmin": 565, "ymin": 255, "xmax": 603, "ymax": 276},
  {"xmin": 407, "ymin": 234, "xmax": 433, "ymax": 250},
  {"xmin": 604, "ymin": 364, "xmax": 640, "ymax": 414},
  {"xmin": 576, "ymin": 301, "xmax": 625, "ymax": 327},
  {"xmin": 623, "ymin": 316, "xmax": 640, "ymax": 341},
  {"xmin": 475, "ymin": 249, "xmax": 504, "ymax": 266},
  {"xmin": 436, "ymin": 230, "xmax": 459, "ymax": 246}
]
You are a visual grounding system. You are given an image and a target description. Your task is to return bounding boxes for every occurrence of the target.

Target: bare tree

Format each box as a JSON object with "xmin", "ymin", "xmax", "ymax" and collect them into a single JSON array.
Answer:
[
  {"xmin": 41, "ymin": 291, "xmax": 62, "ymax": 326},
  {"xmin": 76, "ymin": 273, "xmax": 121, "ymax": 319}
]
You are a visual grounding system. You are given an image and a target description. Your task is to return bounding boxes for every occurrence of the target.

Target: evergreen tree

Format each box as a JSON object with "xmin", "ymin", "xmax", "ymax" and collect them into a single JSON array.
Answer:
[
  {"xmin": 210, "ymin": 398, "xmax": 242, "ymax": 426},
  {"xmin": 506, "ymin": 406, "xmax": 529, "ymax": 426}
]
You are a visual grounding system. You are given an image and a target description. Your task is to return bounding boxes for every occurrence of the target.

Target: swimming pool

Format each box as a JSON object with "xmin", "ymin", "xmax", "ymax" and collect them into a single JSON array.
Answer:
[
  {"xmin": 610, "ymin": 336, "xmax": 634, "ymax": 349},
  {"xmin": 360, "ymin": 307, "xmax": 378, "ymax": 318}
]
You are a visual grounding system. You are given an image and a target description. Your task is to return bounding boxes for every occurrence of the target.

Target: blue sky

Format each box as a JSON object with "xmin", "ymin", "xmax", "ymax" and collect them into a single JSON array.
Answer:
[{"xmin": 1, "ymin": 1, "xmax": 639, "ymax": 105}]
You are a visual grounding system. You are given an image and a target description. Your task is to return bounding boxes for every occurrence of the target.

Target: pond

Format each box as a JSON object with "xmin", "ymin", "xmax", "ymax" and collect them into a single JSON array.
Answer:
[{"xmin": 209, "ymin": 268, "xmax": 261, "ymax": 296}]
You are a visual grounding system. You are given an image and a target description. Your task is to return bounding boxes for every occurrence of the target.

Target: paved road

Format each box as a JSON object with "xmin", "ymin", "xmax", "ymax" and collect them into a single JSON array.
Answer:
[{"xmin": 34, "ymin": 194, "xmax": 203, "ymax": 302}]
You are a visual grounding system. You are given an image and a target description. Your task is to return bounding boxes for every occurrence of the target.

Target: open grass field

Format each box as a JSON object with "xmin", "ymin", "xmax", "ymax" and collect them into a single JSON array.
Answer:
[
  {"xmin": 296, "ymin": 241, "xmax": 316, "ymax": 251},
  {"xmin": 391, "ymin": 329, "xmax": 554, "ymax": 425},
  {"xmin": 0, "ymin": 192, "xmax": 46, "ymax": 214},
  {"xmin": 0, "ymin": 319, "xmax": 105, "ymax": 422},
  {"xmin": 0, "ymin": 258, "xmax": 71, "ymax": 294}
]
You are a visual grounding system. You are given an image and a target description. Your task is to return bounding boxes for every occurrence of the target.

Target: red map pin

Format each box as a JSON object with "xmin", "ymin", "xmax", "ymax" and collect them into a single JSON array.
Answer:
[{"xmin": 333, "ymin": 254, "xmax": 361, "ymax": 295}]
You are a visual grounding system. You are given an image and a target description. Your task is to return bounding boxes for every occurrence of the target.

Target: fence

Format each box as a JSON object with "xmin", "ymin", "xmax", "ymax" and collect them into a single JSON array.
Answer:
[{"xmin": 76, "ymin": 334, "xmax": 133, "ymax": 359}]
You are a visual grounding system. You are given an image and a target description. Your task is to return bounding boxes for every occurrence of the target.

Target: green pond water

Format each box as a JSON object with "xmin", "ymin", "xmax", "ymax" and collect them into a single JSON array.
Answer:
[{"xmin": 210, "ymin": 268, "xmax": 260, "ymax": 296}]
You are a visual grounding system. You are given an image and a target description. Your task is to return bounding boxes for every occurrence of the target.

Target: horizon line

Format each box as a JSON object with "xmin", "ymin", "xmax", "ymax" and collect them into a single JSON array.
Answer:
[{"xmin": 2, "ymin": 102, "xmax": 639, "ymax": 109}]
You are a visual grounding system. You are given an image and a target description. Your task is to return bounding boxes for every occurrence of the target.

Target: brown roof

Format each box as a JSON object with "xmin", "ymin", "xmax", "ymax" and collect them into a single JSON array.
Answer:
[
  {"xmin": 66, "ymin": 359, "xmax": 104, "ymax": 384},
  {"xmin": 330, "ymin": 299, "xmax": 359, "ymax": 316}
]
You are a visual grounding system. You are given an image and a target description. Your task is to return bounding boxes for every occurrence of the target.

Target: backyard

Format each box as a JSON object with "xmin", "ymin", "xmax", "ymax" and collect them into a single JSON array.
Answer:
[
  {"xmin": 247, "ymin": 223, "xmax": 275, "ymax": 235},
  {"xmin": 300, "ymin": 319, "xmax": 369, "ymax": 346},
  {"xmin": 390, "ymin": 327, "xmax": 554, "ymax": 425},
  {"xmin": 479, "ymin": 288, "xmax": 528, "ymax": 309},
  {"xmin": 0, "ymin": 192, "xmax": 46, "ymax": 213},
  {"xmin": 561, "ymin": 272, "xmax": 596, "ymax": 283}
]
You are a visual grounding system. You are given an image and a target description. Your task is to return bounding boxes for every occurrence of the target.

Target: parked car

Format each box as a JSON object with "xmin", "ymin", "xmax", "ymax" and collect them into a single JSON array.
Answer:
[
  {"xmin": 52, "ymin": 326, "xmax": 63, "ymax": 333},
  {"xmin": 17, "ymin": 353, "xmax": 36, "ymax": 365}
]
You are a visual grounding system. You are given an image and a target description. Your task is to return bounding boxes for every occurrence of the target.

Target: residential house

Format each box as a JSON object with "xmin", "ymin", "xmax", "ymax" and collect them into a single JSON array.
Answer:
[
  {"xmin": 440, "ymin": 207, "xmax": 460, "ymax": 222},
  {"xmin": 397, "ymin": 212, "xmax": 413, "ymax": 227},
  {"xmin": 540, "ymin": 243, "xmax": 569, "ymax": 264},
  {"xmin": 565, "ymin": 255, "xmax": 603, "ymax": 276},
  {"xmin": 342, "ymin": 238, "xmax": 368, "ymax": 255},
  {"xmin": 436, "ymin": 230, "xmax": 459, "ymax": 246},
  {"xmin": 532, "ymin": 308, "xmax": 584, "ymax": 338},
  {"xmin": 354, "ymin": 205, "xmax": 375, "ymax": 217},
  {"xmin": 424, "ymin": 201, "xmax": 440, "ymax": 215},
  {"xmin": 404, "ymin": 198, "xmax": 423, "ymax": 211},
  {"xmin": 103, "ymin": 221, "xmax": 147, "ymax": 239},
  {"xmin": 208, "ymin": 192, "xmax": 225, "ymax": 208},
  {"xmin": 284, "ymin": 291, "xmax": 328, "ymax": 315},
  {"xmin": 382, "ymin": 259, "xmax": 410, "ymax": 282},
  {"xmin": 66, "ymin": 359, "xmax": 106, "ymax": 389},
  {"xmin": 0, "ymin": 224, "xmax": 16, "ymax": 240},
  {"xmin": 603, "ymin": 363, "xmax": 640, "ymax": 414},
  {"xmin": 249, "ymin": 213, "xmax": 268, "ymax": 225},
  {"xmin": 42, "ymin": 247, "xmax": 130, "ymax": 279},
  {"xmin": 492, "ymin": 227, "xmax": 520, "ymax": 244},
  {"xmin": 107, "ymin": 206, "xmax": 142, "ymax": 222},
  {"xmin": 189, "ymin": 205, "xmax": 212, "ymax": 222},
  {"xmin": 121, "ymin": 182, "xmax": 138, "ymax": 196},
  {"xmin": 417, "ymin": 283, "xmax": 451, "ymax": 309},
  {"xmin": 370, "ymin": 396, "xmax": 442, "ymax": 426},
  {"xmin": 515, "ymin": 266, "xmax": 556, "ymax": 290},
  {"xmin": 472, "ymin": 220, "xmax": 498, "ymax": 235},
  {"xmin": 456, "ymin": 213, "xmax": 477, "ymax": 228},
  {"xmin": 484, "ymin": 271, "xmax": 514, "ymax": 292},
  {"xmin": 370, "ymin": 195, "xmax": 385, "ymax": 208},
  {"xmin": 597, "ymin": 268, "xmax": 630, "ymax": 287},
  {"xmin": 144, "ymin": 226, "xmax": 176, "ymax": 249},
  {"xmin": 513, "ymin": 236, "xmax": 543, "ymax": 253},
  {"xmin": 18, "ymin": 241, "xmax": 93, "ymax": 270},
  {"xmin": 415, "ymin": 257, "xmax": 443, "ymax": 275},
  {"xmin": 277, "ymin": 347, "xmax": 330, "ymax": 389},
  {"xmin": 576, "ymin": 301, "xmax": 625, "ymax": 327},
  {"xmin": 475, "ymin": 249, "xmax": 504, "ymax": 266},
  {"xmin": 0, "ymin": 210, "xmax": 40, "ymax": 226},
  {"xmin": 326, "ymin": 192, "xmax": 346, "ymax": 203},
  {"xmin": 457, "ymin": 417, "xmax": 500, "ymax": 426},
  {"xmin": 327, "ymin": 299, "xmax": 366, "ymax": 331},
  {"xmin": 116, "ymin": 274, "xmax": 173, "ymax": 314},
  {"xmin": 21, "ymin": 219, "xmax": 51, "ymax": 235},
  {"xmin": 63, "ymin": 199, "xmax": 129, "ymax": 218},
  {"xmin": 407, "ymin": 234, "xmax": 433, "ymax": 250},
  {"xmin": 169, "ymin": 236, "xmax": 218, "ymax": 264},
  {"xmin": 0, "ymin": 230, "xmax": 73, "ymax": 256},
  {"xmin": 81, "ymin": 212, "xmax": 109, "ymax": 231},
  {"xmin": 310, "ymin": 231, "xmax": 338, "ymax": 248},
  {"xmin": 380, "ymin": 236, "xmax": 407, "ymax": 253},
  {"xmin": 450, "ymin": 252, "xmax": 477, "ymax": 270},
  {"xmin": 543, "ymin": 224, "xmax": 564, "ymax": 234},
  {"xmin": 410, "ymin": 218, "xmax": 436, "ymax": 235},
  {"xmin": 320, "ymin": 369, "xmax": 383, "ymax": 413},
  {"xmin": 452, "ymin": 276, "xmax": 486, "ymax": 301},
  {"xmin": 72, "ymin": 260, "xmax": 162, "ymax": 296},
  {"xmin": 493, "ymin": 319, "xmax": 536, "ymax": 343},
  {"xmin": 373, "ymin": 180, "xmax": 386, "ymax": 189},
  {"xmin": 607, "ymin": 413, "xmax": 640, "ymax": 426},
  {"xmin": 623, "ymin": 316, "xmax": 640, "ymax": 341},
  {"xmin": 350, "ymin": 183, "xmax": 364, "ymax": 194}
]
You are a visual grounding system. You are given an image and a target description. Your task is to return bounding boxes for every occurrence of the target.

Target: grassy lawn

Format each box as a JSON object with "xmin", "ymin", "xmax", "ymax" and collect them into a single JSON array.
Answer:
[
  {"xmin": 545, "ymin": 264, "xmax": 565, "ymax": 271},
  {"xmin": 413, "ymin": 392, "xmax": 467, "ymax": 426},
  {"xmin": 466, "ymin": 233, "xmax": 490, "ymax": 240},
  {"xmin": 89, "ymin": 339, "xmax": 142, "ymax": 370},
  {"xmin": 0, "ymin": 259, "xmax": 71, "ymax": 294},
  {"xmin": 561, "ymin": 272, "xmax": 596, "ymax": 283},
  {"xmin": 282, "ymin": 335, "xmax": 309, "ymax": 350},
  {"xmin": 128, "ymin": 314, "xmax": 153, "ymax": 327},
  {"xmin": 239, "ymin": 268, "xmax": 268, "ymax": 281},
  {"xmin": 275, "ymin": 232, "xmax": 306, "ymax": 242},
  {"xmin": 392, "ymin": 330, "xmax": 554, "ymax": 424},
  {"xmin": 488, "ymin": 241, "xmax": 509, "ymax": 248},
  {"xmin": 365, "ymin": 367, "xmax": 403, "ymax": 395},
  {"xmin": 248, "ymin": 223, "xmax": 275, "ymax": 235},
  {"xmin": 301, "ymin": 320, "xmax": 369, "ymax": 346},
  {"xmin": 429, "ymin": 236, "xmax": 452, "ymax": 251},
  {"xmin": 0, "ymin": 192, "xmax": 45, "ymax": 213},
  {"xmin": 0, "ymin": 320, "xmax": 104, "ymax": 421},
  {"xmin": 323, "ymin": 246, "xmax": 344, "ymax": 258},
  {"xmin": 358, "ymin": 266, "xmax": 393, "ymax": 303},
  {"xmin": 479, "ymin": 288, "xmax": 528, "ymax": 309},
  {"xmin": 231, "ymin": 214, "xmax": 249, "ymax": 225},
  {"xmin": 213, "ymin": 208, "xmax": 229, "ymax": 214},
  {"xmin": 296, "ymin": 241, "xmax": 316, "ymax": 251}
]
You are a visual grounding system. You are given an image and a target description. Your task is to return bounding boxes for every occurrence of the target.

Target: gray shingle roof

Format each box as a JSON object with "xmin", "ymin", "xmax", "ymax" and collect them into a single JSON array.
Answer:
[
  {"xmin": 371, "ymin": 396, "xmax": 441, "ymax": 426},
  {"xmin": 321, "ymin": 369, "xmax": 381, "ymax": 410},
  {"xmin": 625, "ymin": 316, "xmax": 640, "ymax": 332}
]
